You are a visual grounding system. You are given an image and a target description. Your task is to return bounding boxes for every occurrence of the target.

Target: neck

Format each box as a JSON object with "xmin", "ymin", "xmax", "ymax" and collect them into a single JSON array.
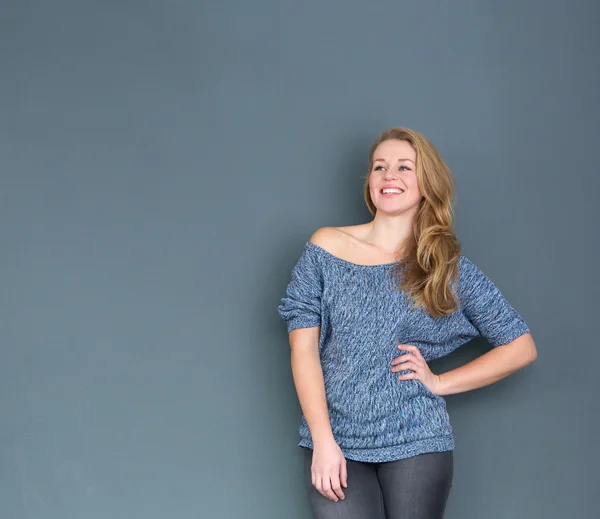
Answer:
[{"xmin": 364, "ymin": 211, "xmax": 416, "ymax": 255}]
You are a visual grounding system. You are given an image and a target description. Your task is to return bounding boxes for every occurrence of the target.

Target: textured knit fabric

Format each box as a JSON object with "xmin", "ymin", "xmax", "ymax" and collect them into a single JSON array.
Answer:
[{"xmin": 277, "ymin": 241, "xmax": 530, "ymax": 463}]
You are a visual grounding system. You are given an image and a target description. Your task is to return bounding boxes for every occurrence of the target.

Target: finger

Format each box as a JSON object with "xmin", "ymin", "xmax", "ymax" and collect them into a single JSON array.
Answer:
[
  {"xmin": 396, "ymin": 344, "xmax": 413, "ymax": 353},
  {"xmin": 330, "ymin": 471, "xmax": 345, "ymax": 500},
  {"xmin": 321, "ymin": 475, "xmax": 338, "ymax": 502},
  {"xmin": 398, "ymin": 344, "xmax": 422, "ymax": 358},
  {"xmin": 391, "ymin": 358, "xmax": 423, "ymax": 372},
  {"xmin": 340, "ymin": 459, "xmax": 348, "ymax": 488},
  {"xmin": 391, "ymin": 354, "xmax": 412, "ymax": 366},
  {"xmin": 392, "ymin": 360, "xmax": 419, "ymax": 373},
  {"xmin": 398, "ymin": 370, "xmax": 418, "ymax": 380},
  {"xmin": 392, "ymin": 353, "xmax": 424, "ymax": 367},
  {"xmin": 316, "ymin": 474, "xmax": 329, "ymax": 500},
  {"xmin": 311, "ymin": 468, "xmax": 316, "ymax": 487},
  {"xmin": 395, "ymin": 347, "xmax": 418, "ymax": 362},
  {"xmin": 408, "ymin": 344, "xmax": 426, "ymax": 361}
]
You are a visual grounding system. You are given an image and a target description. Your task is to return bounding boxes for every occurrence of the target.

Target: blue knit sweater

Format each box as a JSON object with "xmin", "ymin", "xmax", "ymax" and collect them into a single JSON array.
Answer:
[{"xmin": 277, "ymin": 240, "xmax": 530, "ymax": 463}]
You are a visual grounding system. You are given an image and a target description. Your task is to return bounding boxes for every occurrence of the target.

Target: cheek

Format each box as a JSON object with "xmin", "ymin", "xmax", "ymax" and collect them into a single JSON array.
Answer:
[
  {"xmin": 407, "ymin": 175, "xmax": 421, "ymax": 197},
  {"xmin": 368, "ymin": 175, "xmax": 378, "ymax": 194}
]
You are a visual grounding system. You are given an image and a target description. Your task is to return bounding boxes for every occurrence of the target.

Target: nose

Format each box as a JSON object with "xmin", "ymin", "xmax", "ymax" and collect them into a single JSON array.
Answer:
[{"xmin": 384, "ymin": 168, "xmax": 398, "ymax": 180}]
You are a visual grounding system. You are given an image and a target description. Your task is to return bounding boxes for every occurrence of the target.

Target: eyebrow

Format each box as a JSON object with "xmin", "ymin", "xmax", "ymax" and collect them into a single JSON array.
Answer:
[{"xmin": 373, "ymin": 158, "xmax": 415, "ymax": 164}]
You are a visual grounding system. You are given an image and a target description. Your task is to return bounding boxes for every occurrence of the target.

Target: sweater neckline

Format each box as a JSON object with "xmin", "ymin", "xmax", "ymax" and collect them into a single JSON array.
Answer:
[{"xmin": 306, "ymin": 241, "xmax": 406, "ymax": 269}]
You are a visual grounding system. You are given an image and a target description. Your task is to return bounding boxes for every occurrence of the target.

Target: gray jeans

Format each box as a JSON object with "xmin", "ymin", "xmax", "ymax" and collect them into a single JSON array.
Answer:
[{"xmin": 302, "ymin": 447, "xmax": 453, "ymax": 519}]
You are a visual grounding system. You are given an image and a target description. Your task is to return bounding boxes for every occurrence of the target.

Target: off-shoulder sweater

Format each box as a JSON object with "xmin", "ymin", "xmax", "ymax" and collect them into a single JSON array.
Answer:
[{"xmin": 277, "ymin": 240, "xmax": 530, "ymax": 463}]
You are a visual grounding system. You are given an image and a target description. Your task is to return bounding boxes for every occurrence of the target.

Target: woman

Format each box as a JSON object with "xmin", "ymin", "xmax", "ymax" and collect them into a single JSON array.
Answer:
[{"xmin": 277, "ymin": 127, "xmax": 537, "ymax": 519}]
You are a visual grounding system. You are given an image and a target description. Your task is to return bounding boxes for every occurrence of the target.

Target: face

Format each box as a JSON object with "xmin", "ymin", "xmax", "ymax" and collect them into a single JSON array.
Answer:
[{"xmin": 368, "ymin": 139, "xmax": 422, "ymax": 215}]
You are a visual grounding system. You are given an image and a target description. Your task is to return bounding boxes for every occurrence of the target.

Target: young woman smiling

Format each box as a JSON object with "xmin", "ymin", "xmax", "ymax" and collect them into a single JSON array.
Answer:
[{"xmin": 278, "ymin": 127, "xmax": 537, "ymax": 519}]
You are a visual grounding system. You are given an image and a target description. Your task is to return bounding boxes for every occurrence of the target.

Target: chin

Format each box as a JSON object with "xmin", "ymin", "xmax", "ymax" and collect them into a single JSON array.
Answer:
[{"xmin": 375, "ymin": 202, "xmax": 420, "ymax": 215}]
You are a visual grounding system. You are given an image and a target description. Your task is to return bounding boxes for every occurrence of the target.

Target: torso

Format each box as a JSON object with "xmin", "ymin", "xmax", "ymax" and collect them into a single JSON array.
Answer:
[{"xmin": 311, "ymin": 225, "xmax": 403, "ymax": 266}]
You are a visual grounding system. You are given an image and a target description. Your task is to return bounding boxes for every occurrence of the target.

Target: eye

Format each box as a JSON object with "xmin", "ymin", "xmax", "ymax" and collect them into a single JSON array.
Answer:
[
  {"xmin": 399, "ymin": 165, "xmax": 410, "ymax": 171},
  {"xmin": 373, "ymin": 165, "xmax": 385, "ymax": 171}
]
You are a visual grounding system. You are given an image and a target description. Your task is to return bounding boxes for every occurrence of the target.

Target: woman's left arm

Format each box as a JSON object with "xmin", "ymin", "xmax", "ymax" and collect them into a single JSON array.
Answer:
[
  {"xmin": 392, "ymin": 255, "xmax": 538, "ymax": 395},
  {"xmin": 434, "ymin": 332, "xmax": 537, "ymax": 396},
  {"xmin": 392, "ymin": 333, "xmax": 537, "ymax": 396}
]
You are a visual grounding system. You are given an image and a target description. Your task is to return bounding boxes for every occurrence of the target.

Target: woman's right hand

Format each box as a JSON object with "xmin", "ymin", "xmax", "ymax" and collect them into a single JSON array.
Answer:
[{"xmin": 311, "ymin": 439, "xmax": 348, "ymax": 501}]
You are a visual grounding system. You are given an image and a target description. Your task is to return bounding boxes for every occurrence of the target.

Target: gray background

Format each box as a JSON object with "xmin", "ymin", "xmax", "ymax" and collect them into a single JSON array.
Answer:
[{"xmin": 1, "ymin": 0, "xmax": 598, "ymax": 518}]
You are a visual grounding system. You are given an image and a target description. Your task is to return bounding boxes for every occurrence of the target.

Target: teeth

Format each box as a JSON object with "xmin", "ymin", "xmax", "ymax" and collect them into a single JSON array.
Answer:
[{"xmin": 382, "ymin": 188, "xmax": 403, "ymax": 194}]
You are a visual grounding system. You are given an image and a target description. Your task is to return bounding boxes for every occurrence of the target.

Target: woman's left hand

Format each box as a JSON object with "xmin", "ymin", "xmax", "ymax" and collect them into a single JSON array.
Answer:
[{"xmin": 391, "ymin": 344, "xmax": 442, "ymax": 395}]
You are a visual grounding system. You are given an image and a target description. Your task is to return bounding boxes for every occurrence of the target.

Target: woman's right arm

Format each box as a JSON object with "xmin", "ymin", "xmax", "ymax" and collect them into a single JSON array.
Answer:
[
  {"xmin": 277, "ymin": 234, "xmax": 347, "ymax": 501},
  {"xmin": 289, "ymin": 326, "xmax": 347, "ymax": 502}
]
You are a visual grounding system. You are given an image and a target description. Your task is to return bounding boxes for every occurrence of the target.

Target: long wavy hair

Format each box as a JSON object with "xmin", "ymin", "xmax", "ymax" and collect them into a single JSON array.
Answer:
[{"xmin": 363, "ymin": 127, "xmax": 462, "ymax": 317}]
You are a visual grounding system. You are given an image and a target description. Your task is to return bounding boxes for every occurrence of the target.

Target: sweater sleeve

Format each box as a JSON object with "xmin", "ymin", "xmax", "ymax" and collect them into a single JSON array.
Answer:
[
  {"xmin": 277, "ymin": 242, "xmax": 323, "ymax": 333},
  {"xmin": 458, "ymin": 255, "xmax": 530, "ymax": 347}
]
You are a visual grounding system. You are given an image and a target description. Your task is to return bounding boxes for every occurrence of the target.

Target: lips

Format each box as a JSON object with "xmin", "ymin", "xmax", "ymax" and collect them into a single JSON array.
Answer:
[{"xmin": 380, "ymin": 186, "xmax": 404, "ymax": 194}]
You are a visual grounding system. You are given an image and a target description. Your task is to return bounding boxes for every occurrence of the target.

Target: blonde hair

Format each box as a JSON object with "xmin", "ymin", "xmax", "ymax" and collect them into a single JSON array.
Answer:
[{"xmin": 363, "ymin": 127, "xmax": 462, "ymax": 317}]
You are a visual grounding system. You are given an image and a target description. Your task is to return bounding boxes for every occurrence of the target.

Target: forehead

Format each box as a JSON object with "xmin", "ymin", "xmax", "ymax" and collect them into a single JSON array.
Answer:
[{"xmin": 373, "ymin": 139, "xmax": 416, "ymax": 161}]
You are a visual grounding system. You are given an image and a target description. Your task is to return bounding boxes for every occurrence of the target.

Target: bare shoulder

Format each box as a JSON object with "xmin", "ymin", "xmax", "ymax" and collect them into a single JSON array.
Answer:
[
  {"xmin": 308, "ymin": 227, "xmax": 343, "ymax": 249},
  {"xmin": 309, "ymin": 225, "xmax": 366, "ymax": 254}
]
